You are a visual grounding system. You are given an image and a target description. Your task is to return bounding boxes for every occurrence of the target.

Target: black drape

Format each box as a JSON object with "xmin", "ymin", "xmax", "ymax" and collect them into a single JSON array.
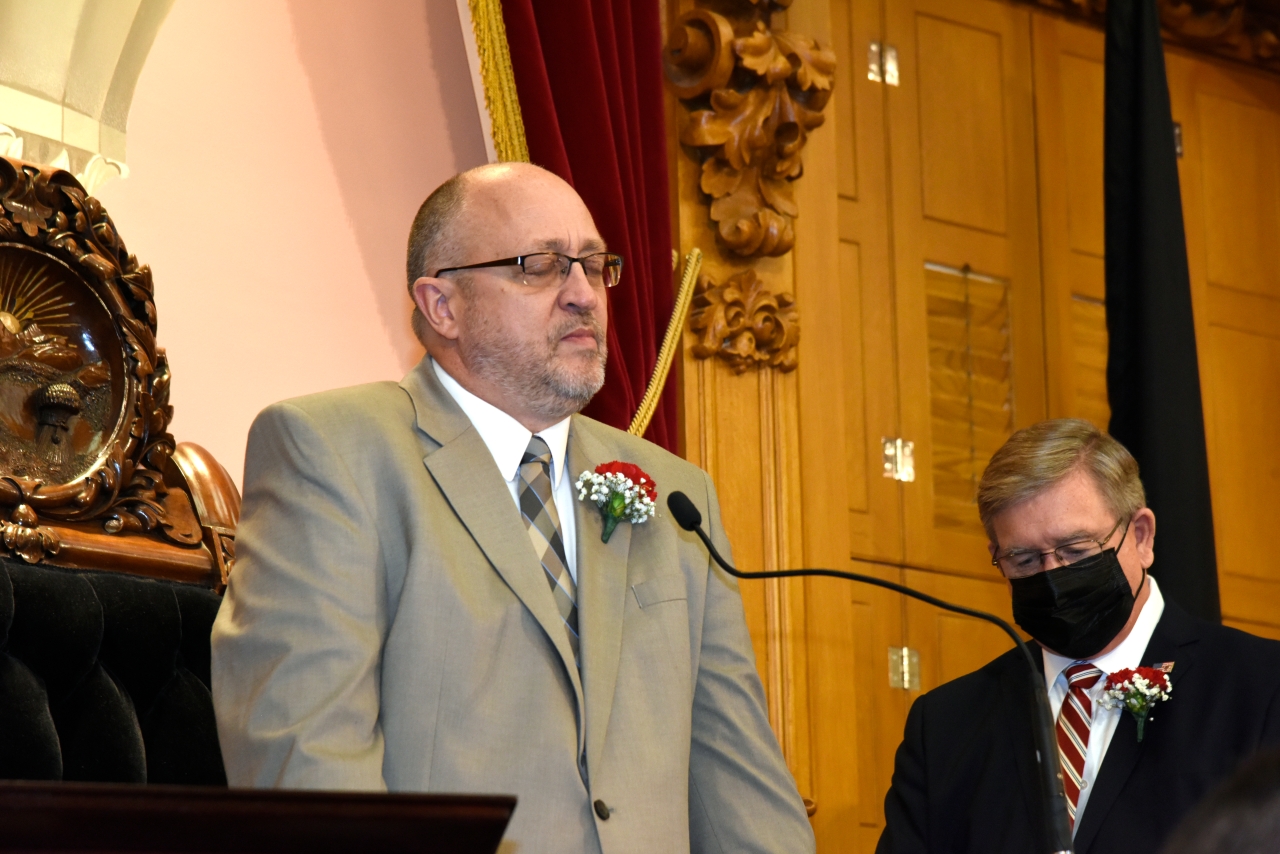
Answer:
[{"xmin": 1104, "ymin": 0, "xmax": 1220, "ymax": 621}]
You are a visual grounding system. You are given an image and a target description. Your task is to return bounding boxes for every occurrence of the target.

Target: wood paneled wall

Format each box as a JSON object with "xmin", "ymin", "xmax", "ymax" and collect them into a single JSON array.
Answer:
[{"xmin": 665, "ymin": 1, "xmax": 1280, "ymax": 850}]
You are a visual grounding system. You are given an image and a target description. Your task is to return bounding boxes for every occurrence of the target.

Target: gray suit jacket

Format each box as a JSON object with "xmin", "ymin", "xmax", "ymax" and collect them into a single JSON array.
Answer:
[{"xmin": 211, "ymin": 358, "xmax": 814, "ymax": 854}]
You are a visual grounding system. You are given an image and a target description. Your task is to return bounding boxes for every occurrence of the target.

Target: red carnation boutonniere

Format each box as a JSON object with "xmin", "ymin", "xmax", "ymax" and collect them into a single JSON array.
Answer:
[
  {"xmin": 1098, "ymin": 666, "xmax": 1172, "ymax": 742},
  {"xmin": 575, "ymin": 461, "xmax": 657, "ymax": 543}
]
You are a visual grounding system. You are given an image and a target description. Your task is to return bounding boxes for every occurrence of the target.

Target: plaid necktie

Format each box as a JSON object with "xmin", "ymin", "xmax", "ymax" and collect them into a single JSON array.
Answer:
[
  {"xmin": 518, "ymin": 436, "xmax": 579, "ymax": 662},
  {"xmin": 1056, "ymin": 662, "xmax": 1103, "ymax": 828}
]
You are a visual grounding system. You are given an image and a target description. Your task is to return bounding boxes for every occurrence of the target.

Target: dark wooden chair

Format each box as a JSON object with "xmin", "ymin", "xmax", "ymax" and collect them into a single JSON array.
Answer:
[{"xmin": 0, "ymin": 156, "xmax": 236, "ymax": 785}]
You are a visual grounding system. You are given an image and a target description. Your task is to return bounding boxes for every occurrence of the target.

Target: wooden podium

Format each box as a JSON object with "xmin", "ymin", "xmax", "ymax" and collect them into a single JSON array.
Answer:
[{"xmin": 0, "ymin": 782, "xmax": 516, "ymax": 853}]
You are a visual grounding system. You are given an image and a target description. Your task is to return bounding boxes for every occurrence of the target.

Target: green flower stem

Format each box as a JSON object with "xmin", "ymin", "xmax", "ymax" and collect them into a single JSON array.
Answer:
[{"xmin": 601, "ymin": 513, "xmax": 620, "ymax": 543}]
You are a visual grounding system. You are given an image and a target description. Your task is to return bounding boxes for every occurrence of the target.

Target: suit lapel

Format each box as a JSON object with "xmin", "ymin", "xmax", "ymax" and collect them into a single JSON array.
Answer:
[
  {"xmin": 403, "ymin": 360, "xmax": 586, "ymax": 726},
  {"xmin": 568, "ymin": 417, "xmax": 632, "ymax": 774},
  {"xmin": 1073, "ymin": 604, "xmax": 1201, "ymax": 853}
]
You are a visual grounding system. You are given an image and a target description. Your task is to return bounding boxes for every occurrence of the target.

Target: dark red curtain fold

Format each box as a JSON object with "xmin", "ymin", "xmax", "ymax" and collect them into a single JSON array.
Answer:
[{"xmin": 502, "ymin": 0, "xmax": 677, "ymax": 452}]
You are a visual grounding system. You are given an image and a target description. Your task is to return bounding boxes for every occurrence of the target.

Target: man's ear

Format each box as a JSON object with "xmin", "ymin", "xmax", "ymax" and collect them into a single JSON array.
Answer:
[
  {"xmin": 412, "ymin": 276, "xmax": 461, "ymax": 341},
  {"xmin": 1132, "ymin": 506, "xmax": 1156, "ymax": 569}
]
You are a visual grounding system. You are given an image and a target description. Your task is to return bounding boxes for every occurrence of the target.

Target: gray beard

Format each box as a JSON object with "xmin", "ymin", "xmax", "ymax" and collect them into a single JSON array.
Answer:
[{"xmin": 460, "ymin": 311, "xmax": 607, "ymax": 423}]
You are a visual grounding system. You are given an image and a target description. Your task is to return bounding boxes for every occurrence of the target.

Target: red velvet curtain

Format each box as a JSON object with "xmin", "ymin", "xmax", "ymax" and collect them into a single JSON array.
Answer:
[{"xmin": 502, "ymin": 0, "xmax": 677, "ymax": 452}]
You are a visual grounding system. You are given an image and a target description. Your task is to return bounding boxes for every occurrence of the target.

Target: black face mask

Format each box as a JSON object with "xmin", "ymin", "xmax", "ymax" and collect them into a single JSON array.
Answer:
[{"xmin": 1009, "ymin": 543, "xmax": 1144, "ymax": 660}]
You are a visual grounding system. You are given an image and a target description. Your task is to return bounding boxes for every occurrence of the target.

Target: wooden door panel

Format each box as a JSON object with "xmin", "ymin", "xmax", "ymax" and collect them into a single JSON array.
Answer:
[
  {"xmin": 1069, "ymin": 296, "xmax": 1110, "ymax": 429},
  {"xmin": 1032, "ymin": 15, "xmax": 1111, "ymax": 428},
  {"xmin": 924, "ymin": 264, "xmax": 1014, "ymax": 539},
  {"xmin": 1165, "ymin": 49, "xmax": 1280, "ymax": 635},
  {"xmin": 840, "ymin": 238, "xmax": 871, "ymax": 520},
  {"xmin": 698, "ymin": 361, "xmax": 772, "ymax": 679},
  {"xmin": 1197, "ymin": 93, "xmax": 1280, "ymax": 300},
  {"xmin": 1060, "ymin": 52, "xmax": 1106, "ymax": 258},
  {"xmin": 1202, "ymin": 323, "xmax": 1280, "ymax": 585},
  {"xmin": 903, "ymin": 568, "xmax": 1018, "ymax": 694},
  {"xmin": 807, "ymin": 564, "xmax": 907, "ymax": 852},
  {"xmin": 888, "ymin": 0, "xmax": 1045, "ymax": 576},
  {"xmin": 915, "ymin": 14, "xmax": 1009, "ymax": 234},
  {"xmin": 826, "ymin": 0, "xmax": 903, "ymax": 564},
  {"xmin": 833, "ymin": 0, "xmax": 859, "ymax": 202}
]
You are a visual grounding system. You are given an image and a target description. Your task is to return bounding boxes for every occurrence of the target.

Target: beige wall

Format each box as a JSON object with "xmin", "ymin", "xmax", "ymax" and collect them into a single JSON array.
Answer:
[{"xmin": 95, "ymin": 0, "xmax": 489, "ymax": 485}]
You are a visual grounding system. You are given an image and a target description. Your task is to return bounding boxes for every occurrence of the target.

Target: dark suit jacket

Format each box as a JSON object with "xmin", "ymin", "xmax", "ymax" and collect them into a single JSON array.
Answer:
[{"xmin": 877, "ymin": 600, "xmax": 1280, "ymax": 854}]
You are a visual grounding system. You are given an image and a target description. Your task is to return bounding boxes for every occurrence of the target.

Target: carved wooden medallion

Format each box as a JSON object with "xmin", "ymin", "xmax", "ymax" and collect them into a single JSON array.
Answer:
[
  {"xmin": 664, "ymin": 0, "xmax": 836, "ymax": 258},
  {"xmin": 0, "ymin": 156, "xmax": 202, "ymax": 563},
  {"xmin": 689, "ymin": 269, "xmax": 799, "ymax": 373}
]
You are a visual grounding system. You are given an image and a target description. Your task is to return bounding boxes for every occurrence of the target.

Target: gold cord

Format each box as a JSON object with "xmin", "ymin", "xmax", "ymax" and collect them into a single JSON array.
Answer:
[
  {"xmin": 468, "ymin": 0, "xmax": 530, "ymax": 162},
  {"xmin": 628, "ymin": 248, "xmax": 702, "ymax": 437}
]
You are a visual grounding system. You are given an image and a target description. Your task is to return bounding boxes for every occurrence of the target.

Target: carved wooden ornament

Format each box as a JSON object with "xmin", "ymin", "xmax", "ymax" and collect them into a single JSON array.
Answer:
[
  {"xmin": 1018, "ymin": 0, "xmax": 1280, "ymax": 74},
  {"xmin": 0, "ymin": 156, "xmax": 200, "ymax": 563},
  {"xmin": 689, "ymin": 269, "xmax": 799, "ymax": 373},
  {"xmin": 664, "ymin": 0, "xmax": 836, "ymax": 258}
]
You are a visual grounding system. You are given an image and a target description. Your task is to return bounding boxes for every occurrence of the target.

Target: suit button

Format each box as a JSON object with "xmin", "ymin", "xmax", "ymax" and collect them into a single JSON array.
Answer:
[{"xmin": 594, "ymin": 799, "xmax": 611, "ymax": 820}]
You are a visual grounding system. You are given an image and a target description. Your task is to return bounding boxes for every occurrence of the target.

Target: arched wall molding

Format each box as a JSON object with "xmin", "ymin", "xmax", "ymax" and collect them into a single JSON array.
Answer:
[{"xmin": 0, "ymin": 0, "xmax": 174, "ymax": 192}]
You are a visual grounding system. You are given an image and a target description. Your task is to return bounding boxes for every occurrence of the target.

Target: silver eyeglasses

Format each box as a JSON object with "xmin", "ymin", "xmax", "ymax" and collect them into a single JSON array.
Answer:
[
  {"xmin": 435, "ymin": 252, "xmax": 624, "ymax": 289},
  {"xmin": 992, "ymin": 516, "xmax": 1130, "ymax": 579}
]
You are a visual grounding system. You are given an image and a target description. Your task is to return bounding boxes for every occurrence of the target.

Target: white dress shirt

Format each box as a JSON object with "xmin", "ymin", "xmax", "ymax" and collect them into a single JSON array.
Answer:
[
  {"xmin": 431, "ymin": 359, "xmax": 579, "ymax": 582},
  {"xmin": 1041, "ymin": 575, "xmax": 1165, "ymax": 834}
]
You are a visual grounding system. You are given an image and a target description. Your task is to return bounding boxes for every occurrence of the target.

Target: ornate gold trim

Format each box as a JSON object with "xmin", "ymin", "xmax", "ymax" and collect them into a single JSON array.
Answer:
[
  {"xmin": 628, "ymin": 249, "xmax": 703, "ymax": 437},
  {"xmin": 467, "ymin": 0, "xmax": 531, "ymax": 163}
]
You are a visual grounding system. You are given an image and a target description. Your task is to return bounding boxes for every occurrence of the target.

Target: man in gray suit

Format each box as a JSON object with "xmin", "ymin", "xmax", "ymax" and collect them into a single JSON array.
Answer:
[{"xmin": 211, "ymin": 162, "xmax": 815, "ymax": 854}]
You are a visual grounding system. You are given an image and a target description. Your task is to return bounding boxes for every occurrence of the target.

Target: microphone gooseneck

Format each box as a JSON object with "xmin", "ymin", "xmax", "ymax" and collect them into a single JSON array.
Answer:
[{"xmin": 666, "ymin": 491, "xmax": 1074, "ymax": 854}]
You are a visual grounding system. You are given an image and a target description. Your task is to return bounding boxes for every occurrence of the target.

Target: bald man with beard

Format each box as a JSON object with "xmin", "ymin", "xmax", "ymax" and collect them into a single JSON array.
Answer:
[{"xmin": 211, "ymin": 163, "xmax": 815, "ymax": 854}]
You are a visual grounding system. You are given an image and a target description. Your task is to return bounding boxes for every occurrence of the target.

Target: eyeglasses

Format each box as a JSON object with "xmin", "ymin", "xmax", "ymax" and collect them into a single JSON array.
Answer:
[
  {"xmin": 434, "ymin": 252, "xmax": 624, "ymax": 289},
  {"xmin": 992, "ymin": 516, "xmax": 1129, "ymax": 579}
]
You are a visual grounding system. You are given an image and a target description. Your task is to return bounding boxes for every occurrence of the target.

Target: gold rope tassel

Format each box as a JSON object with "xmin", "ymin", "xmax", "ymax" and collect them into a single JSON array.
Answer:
[
  {"xmin": 629, "ymin": 248, "xmax": 703, "ymax": 437},
  {"xmin": 468, "ymin": 0, "xmax": 530, "ymax": 163}
]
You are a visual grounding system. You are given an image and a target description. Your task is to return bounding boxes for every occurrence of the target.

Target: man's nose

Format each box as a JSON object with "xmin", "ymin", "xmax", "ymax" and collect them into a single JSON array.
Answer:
[
  {"xmin": 560, "ymin": 260, "xmax": 601, "ymax": 311},
  {"xmin": 1040, "ymin": 551, "xmax": 1068, "ymax": 572}
]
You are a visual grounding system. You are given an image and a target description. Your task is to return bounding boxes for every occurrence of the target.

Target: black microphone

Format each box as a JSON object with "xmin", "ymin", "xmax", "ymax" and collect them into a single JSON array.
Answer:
[{"xmin": 667, "ymin": 491, "xmax": 1074, "ymax": 854}]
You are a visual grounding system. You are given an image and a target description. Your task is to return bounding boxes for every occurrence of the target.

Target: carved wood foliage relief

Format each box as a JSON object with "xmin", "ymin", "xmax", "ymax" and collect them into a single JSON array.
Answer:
[
  {"xmin": 664, "ymin": 0, "xmax": 836, "ymax": 258},
  {"xmin": 0, "ymin": 156, "xmax": 200, "ymax": 563},
  {"xmin": 689, "ymin": 269, "xmax": 799, "ymax": 373},
  {"xmin": 1018, "ymin": 0, "xmax": 1280, "ymax": 73}
]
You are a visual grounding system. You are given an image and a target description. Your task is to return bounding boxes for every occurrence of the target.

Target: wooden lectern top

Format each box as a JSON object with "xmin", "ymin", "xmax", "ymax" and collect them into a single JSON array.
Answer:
[{"xmin": 0, "ymin": 781, "xmax": 516, "ymax": 853}]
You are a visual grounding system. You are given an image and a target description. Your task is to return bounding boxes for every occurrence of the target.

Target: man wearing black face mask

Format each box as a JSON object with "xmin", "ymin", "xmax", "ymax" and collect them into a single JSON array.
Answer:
[{"xmin": 877, "ymin": 419, "xmax": 1280, "ymax": 854}]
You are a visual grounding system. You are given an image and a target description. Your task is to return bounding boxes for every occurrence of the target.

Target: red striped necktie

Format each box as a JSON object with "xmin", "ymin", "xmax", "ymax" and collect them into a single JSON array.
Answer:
[{"xmin": 1056, "ymin": 662, "xmax": 1103, "ymax": 828}]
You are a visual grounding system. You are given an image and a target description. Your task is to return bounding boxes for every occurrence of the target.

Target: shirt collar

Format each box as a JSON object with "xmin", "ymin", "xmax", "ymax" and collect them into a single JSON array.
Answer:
[
  {"xmin": 1042, "ymin": 575, "xmax": 1166, "ymax": 687},
  {"xmin": 431, "ymin": 358, "xmax": 571, "ymax": 487}
]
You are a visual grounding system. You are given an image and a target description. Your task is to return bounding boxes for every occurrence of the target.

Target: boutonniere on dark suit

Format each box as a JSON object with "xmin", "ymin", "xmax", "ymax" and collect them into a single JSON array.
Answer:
[{"xmin": 1099, "ymin": 665, "xmax": 1173, "ymax": 741}]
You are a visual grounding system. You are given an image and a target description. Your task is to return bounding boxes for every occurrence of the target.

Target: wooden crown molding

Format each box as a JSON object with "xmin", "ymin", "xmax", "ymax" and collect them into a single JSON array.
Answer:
[
  {"xmin": 689, "ymin": 269, "xmax": 799, "ymax": 372},
  {"xmin": 1016, "ymin": 0, "xmax": 1280, "ymax": 74},
  {"xmin": 663, "ymin": 0, "xmax": 836, "ymax": 259}
]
